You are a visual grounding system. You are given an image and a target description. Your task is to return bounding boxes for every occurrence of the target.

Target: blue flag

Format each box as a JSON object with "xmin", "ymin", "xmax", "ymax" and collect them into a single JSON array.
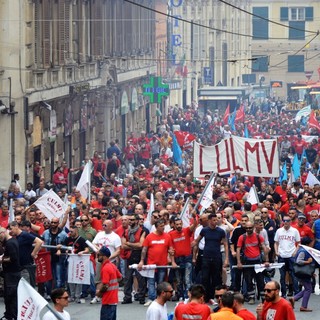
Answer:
[
  {"xmin": 292, "ymin": 153, "xmax": 301, "ymax": 180},
  {"xmin": 244, "ymin": 124, "xmax": 250, "ymax": 138},
  {"xmin": 172, "ymin": 134, "xmax": 183, "ymax": 165},
  {"xmin": 279, "ymin": 161, "xmax": 288, "ymax": 183},
  {"xmin": 228, "ymin": 110, "xmax": 236, "ymax": 131}
]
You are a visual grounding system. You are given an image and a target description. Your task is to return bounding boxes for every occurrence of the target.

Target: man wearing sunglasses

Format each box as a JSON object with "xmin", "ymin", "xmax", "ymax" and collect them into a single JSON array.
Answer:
[
  {"xmin": 146, "ymin": 282, "xmax": 173, "ymax": 320},
  {"xmin": 42, "ymin": 288, "xmax": 71, "ymax": 320},
  {"xmin": 274, "ymin": 216, "xmax": 300, "ymax": 298},
  {"xmin": 256, "ymin": 281, "xmax": 295, "ymax": 320},
  {"xmin": 237, "ymin": 221, "xmax": 269, "ymax": 305}
]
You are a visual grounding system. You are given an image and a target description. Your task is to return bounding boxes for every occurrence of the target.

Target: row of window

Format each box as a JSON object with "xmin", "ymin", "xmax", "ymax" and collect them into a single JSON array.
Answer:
[
  {"xmin": 252, "ymin": 6, "xmax": 314, "ymax": 40},
  {"xmin": 252, "ymin": 55, "xmax": 304, "ymax": 73}
]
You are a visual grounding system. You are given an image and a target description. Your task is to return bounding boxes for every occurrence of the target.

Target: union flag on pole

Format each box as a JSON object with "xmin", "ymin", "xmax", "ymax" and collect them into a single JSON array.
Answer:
[
  {"xmin": 18, "ymin": 278, "xmax": 48, "ymax": 320},
  {"xmin": 35, "ymin": 251, "xmax": 52, "ymax": 283},
  {"xmin": 223, "ymin": 104, "xmax": 230, "ymax": 125},
  {"xmin": 174, "ymin": 131, "xmax": 196, "ymax": 148},
  {"xmin": 308, "ymin": 110, "xmax": 320, "ymax": 131},
  {"xmin": 235, "ymin": 105, "xmax": 245, "ymax": 123}
]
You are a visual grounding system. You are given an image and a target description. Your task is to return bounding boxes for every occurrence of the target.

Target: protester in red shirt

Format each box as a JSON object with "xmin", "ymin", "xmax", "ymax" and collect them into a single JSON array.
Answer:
[
  {"xmin": 234, "ymin": 292, "xmax": 256, "ymax": 320},
  {"xmin": 169, "ymin": 212, "xmax": 198, "ymax": 300},
  {"xmin": 97, "ymin": 246, "xmax": 122, "ymax": 320},
  {"xmin": 174, "ymin": 284, "xmax": 211, "ymax": 320},
  {"xmin": 138, "ymin": 219, "xmax": 177, "ymax": 303},
  {"xmin": 293, "ymin": 213, "xmax": 314, "ymax": 246},
  {"xmin": 256, "ymin": 280, "xmax": 296, "ymax": 320},
  {"xmin": 294, "ymin": 134, "xmax": 307, "ymax": 156}
]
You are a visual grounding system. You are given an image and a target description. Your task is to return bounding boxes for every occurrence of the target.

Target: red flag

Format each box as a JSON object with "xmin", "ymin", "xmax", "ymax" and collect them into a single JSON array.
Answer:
[
  {"xmin": 174, "ymin": 131, "xmax": 196, "ymax": 148},
  {"xmin": 309, "ymin": 110, "xmax": 320, "ymax": 131},
  {"xmin": 223, "ymin": 104, "xmax": 230, "ymax": 125},
  {"xmin": 35, "ymin": 251, "xmax": 52, "ymax": 283},
  {"xmin": 235, "ymin": 105, "xmax": 245, "ymax": 123}
]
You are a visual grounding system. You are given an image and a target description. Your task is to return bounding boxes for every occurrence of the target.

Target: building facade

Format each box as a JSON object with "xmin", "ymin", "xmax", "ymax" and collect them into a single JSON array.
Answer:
[
  {"xmin": 0, "ymin": 0, "xmax": 160, "ymax": 188},
  {"xmin": 251, "ymin": 0, "xmax": 320, "ymax": 99},
  {"xmin": 166, "ymin": 0, "xmax": 252, "ymax": 108}
]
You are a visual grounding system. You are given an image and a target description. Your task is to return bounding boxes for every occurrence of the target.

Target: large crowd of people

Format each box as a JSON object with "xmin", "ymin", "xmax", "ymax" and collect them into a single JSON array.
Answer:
[{"xmin": 1, "ymin": 100, "xmax": 320, "ymax": 320}]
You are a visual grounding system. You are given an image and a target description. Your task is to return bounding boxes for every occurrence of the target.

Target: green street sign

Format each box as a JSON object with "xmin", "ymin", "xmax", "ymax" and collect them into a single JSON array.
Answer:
[{"xmin": 142, "ymin": 76, "xmax": 169, "ymax": 103}]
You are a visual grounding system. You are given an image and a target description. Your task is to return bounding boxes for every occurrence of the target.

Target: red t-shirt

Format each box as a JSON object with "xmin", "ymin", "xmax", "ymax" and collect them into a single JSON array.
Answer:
[
  {"xmin": 237, "ymin": 233, "xmax": 264, "ymax": 259},
  {"xmin": 169, "ymin": 227, "xmax": 193, "ymax": 257},
  {"xmin": 101, "ymin": 260, "xmax": 122, "ymax": 305},
  {"xmin": 293, "ymin": 224, "xmax": 314, "ymax": 239},
  {"xmin": 0, "ymin": 214, "xmax": 8, "ymax": 228},
  {"xmin": 143, "ymin": 232, "xmax": 173, "ymax": 266},
  {"xmin": 235, "ymin": 191, "xmax": 246, "ymax": 202},
  {"xmin": 174, "ymin": 301, "xmax": 211, "ymax": 320},
  {"xmin": 234, "ymin": 210, "xmax": 243, "ymax": 221},
  {"xmin": 261, "ymin": 298, "xmax": 296, "ymax": 320},
  {"xmin": 305, "ymin": 203, "xmax": 320, "ymax": 220},
  {"xmin": 237, "ymin": 309, "xmax": 256, "ymax": 320},
  {"xmin": 111, "ymin": 218, "xmax": 122, "ymax": 231},
  {"xmin": 91, "ymin": 218, "xmax": 103, "ymax": 231}
]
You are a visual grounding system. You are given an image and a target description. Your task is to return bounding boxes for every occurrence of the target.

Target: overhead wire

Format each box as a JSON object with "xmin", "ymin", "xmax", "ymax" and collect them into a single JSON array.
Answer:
[
  {"xmin": 217, "ymin": 0, "xmax": 318, "ymax": 35},
  {"xmin": 269, "ymin": 31, "xmax": 320, "ymax": 69},
  {"xmin": 123, "ymin": 0, "xmax": 308, "ymax": 40}
]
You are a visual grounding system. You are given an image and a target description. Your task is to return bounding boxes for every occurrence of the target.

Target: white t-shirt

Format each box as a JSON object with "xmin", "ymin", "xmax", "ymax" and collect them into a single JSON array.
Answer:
[
  {"xmin": 194, "ymin": 225, "xmax": 205, "ymax": 250},
  {"xmin": 92, "ymin": 231, "xmax": 121, "ymax": 261},
  {"xmin": 42, "ymin": 309, "xmax": 70, "ymax": 320},
  {"xmin": 274, "ymin": 227, "xmax": 300, "ymax": 258},
  {"xmin": 146, "ymin": 301, "xmax": 168, "ymax": 320}
]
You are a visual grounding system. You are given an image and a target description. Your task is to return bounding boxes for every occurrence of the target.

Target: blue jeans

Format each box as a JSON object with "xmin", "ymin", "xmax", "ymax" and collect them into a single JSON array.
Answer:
[
  {"xmin": 278, "ymin": 256, "xmax": 299, "ymax": 297},
  {"xmin": 46, "ymin": 259, "xmax": 64, "ymax": 295},
  {"xmin": 100, "ymin": 304, "xmax": 117, "ymax": 320},
  {"xmin": 148, "ymin": 269, "xmax": 166, "ymax": 301},
  {"xmin": 175, "ymin": 256, "xmax": 192, "ymax": 299}
]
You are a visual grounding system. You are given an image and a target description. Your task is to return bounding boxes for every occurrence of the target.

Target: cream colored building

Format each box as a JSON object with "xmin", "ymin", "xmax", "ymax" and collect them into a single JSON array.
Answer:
[
  {"xmin": 0, "ymin": 0, "xmax": 159, "ymax": 188},
  {"xmin": 166, "ymin": 0, "xmax": 252, "ymax": 107},
  {"xmin": 251, "ymin": 0, "xmax": 320, "ymax": 99}
]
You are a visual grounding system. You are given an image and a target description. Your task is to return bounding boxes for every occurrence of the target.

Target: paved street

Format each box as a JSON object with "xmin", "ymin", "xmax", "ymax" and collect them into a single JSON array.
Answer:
[{"xmin": 0, "ymin": 282, "xmax": 318, "ymax": 320}]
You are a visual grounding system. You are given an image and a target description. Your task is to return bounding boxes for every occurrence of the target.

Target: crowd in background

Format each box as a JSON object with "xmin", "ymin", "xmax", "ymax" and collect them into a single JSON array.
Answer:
[{"xmin": 1, "ymin": 99, "xmax": 320, "ymax": 319}]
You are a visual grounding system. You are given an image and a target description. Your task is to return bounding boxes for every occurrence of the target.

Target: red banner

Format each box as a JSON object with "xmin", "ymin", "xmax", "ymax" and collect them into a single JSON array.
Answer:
[{"xmin": 35, "ymin": 251, "xmax": 52, "ymax": 283}]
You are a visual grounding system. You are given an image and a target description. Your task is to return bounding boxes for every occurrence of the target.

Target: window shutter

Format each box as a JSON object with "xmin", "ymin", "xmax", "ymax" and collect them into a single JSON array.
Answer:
[
  {"xmin": 289, "ymin": 21, "xmax": 305, "ymax": 40},
  {"xmin": 93, "ymin": 0, "xmax": 103, "ymax": 57},
  {"xmin": 34, "ymin": 1, "xmax": 41, "ymax": 66},
  {"xmin": 280, "ymin": 7, "xmax": 288, "ymax": 21},
  {"xmin": 253, "ymin": 7, "xmax": 269, "ymax": 40},
  {"xmin": 58, "ymin": 0, "xmax": 65, "ymax": 65},
  {"xmin": 65, "ymin": 1, "xmax": 70, "ymax": 61},
  {"xmin": 43, "ymin": 0, "xmax": 51, "ymax": 68},
  {"xmin": 305, "ymin": 7, "xmax": 314, "ymax": 21}
]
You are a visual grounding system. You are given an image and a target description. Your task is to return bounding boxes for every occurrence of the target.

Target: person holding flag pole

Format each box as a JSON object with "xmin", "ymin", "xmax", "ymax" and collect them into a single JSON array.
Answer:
[{"xmin": 194, "ymin": 172, "xmax": 215, "ymax": 213}]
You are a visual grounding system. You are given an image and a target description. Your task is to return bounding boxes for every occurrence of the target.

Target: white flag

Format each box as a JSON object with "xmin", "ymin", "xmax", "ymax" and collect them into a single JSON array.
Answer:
[
  {"xmin": 33, "ymin": 189, "xmax": 68, "ymax": 221},
  {"xmin": 200, "ymin": 177, "xmax": 215, "ymax": 209},
  {"xmin": 146, "ymin": 192, "xmax": 155, "ymax": 222},
  {"xmin": 180, "ymin": 198, "xmax": 191, "ymax": 228},
  {"xmin": 8, "ymin": 198, "xmax": 15, "ymax": 223},
  {"xmin": 306, "ymin": 171, "xmax": 320, "ymax": 186},
  {"xmin": 67, "ymin": 254, "xmax": 91, "ymax": 285},
  {"xmin": 300, "ymin": 245, "xmax": 320, "ymax": 265},
  {"xmin": 76, "ymin": 162, "xmax": 91, "ymax": 199},
  {"xmin": 129, "ymin": 264, "xmax": 157, "ymax": 278},
  {"xmin": 18, "ymin": 277, "xmax": 48, "ymax": 320},
  {"xmin": 247, "ymin": 187, "xmax": 259, "ymax": 205}
]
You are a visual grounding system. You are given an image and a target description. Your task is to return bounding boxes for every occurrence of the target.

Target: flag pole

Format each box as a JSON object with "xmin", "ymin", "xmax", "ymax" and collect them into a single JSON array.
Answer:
[
  {"xmin": 88, "ymin": 160, "xmax": 92, "ymax": 203},
  {"xmin": 45, "ymin": 303, "xmax": 67, "ymax": 320},
  {"xmin": 194, "ymin": 172, "xmax": 215, "ymax": 212}
]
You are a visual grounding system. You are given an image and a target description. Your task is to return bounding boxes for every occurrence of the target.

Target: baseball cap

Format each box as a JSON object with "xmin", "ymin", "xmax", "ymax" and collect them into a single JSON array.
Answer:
[{"xmin": 99, "ymin": 246, "xmax": 111, "ymax": 257}]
